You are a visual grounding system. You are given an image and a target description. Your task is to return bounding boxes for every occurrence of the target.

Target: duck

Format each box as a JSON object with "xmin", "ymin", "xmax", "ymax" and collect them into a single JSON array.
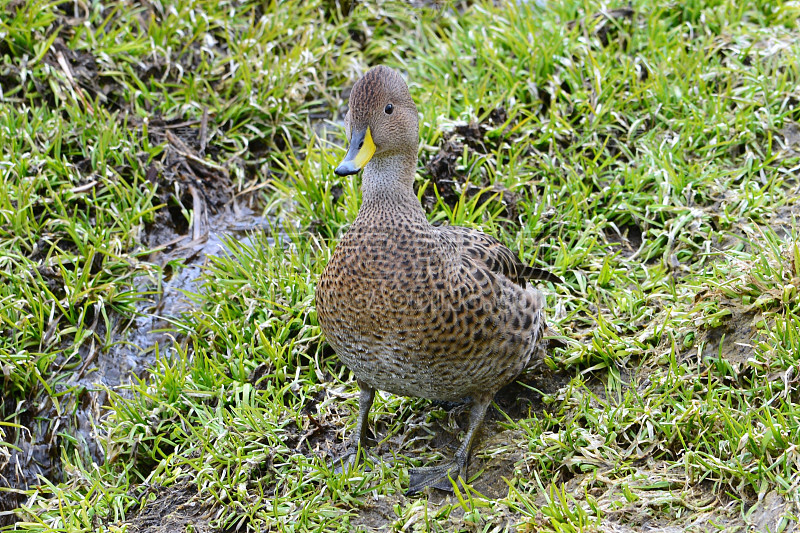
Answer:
[{"xmin": 315, "ymin": 65, "xmax": 560, "ymax": 494}]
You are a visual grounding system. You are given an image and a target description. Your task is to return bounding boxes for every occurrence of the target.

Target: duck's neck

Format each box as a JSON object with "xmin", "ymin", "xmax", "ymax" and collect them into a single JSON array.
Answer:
[{"xmin": 360, "ymin": 152, "xmax": 424, "ymax": 216}]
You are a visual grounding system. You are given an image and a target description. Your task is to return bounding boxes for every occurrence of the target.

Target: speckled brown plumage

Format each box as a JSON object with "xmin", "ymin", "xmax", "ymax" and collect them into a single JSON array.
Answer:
[{"xmin": 316, "ymin": 65, "xmax": 559, "ymax": 493}]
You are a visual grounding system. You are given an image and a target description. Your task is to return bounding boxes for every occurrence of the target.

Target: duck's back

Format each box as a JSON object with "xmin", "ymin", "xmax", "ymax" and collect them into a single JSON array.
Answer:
[{"xmin": 316, "ymin": 207, "xmax": 544, "ymax": 402}]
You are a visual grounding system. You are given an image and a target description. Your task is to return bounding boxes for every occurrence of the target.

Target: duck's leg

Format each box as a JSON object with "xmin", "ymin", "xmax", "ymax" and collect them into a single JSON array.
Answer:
[
  {"xmin": 407, "ymin": 392, "xmax": 492, "ymax": 494},
  {"xmin": 332, "ymin": 380, "xmax": 375, "ymax": 472}
]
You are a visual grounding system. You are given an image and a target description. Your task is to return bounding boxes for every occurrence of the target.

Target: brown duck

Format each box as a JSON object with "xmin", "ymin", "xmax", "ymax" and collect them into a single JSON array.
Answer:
[{"xmin": 316, "ymin": 65, "xmax": 560, "ymax": 494}]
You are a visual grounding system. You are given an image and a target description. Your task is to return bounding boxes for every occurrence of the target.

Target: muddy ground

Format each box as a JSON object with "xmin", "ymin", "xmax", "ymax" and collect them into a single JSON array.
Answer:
[{"xmin": 0, "ymin": 109, "xmax": 269, "ymax": 524}]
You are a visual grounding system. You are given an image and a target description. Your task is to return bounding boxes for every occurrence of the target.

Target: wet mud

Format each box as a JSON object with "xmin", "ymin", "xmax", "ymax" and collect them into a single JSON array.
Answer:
[
  {"xmin": 0, "ymin": 200, "xmax": 270, "ymax": 523},
  {"xmin": 0, "ymin": 90, "xmax": 270, "ymax": 522},
  {"xmin": 0, "ymin": 4, "xmax": 273, "ymax": 514},
  {"xmin": 123, "ymin": 481, "xmax": 214, "ymax": 533},
  {"xmin": 421, "ymin": 106, "xmax": 524, "ymax": 220}
]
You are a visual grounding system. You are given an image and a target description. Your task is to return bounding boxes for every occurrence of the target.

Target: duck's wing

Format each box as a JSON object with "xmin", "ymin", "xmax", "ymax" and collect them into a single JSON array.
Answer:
[{"xmin": 439, "ymin": 226, "xmax": 563, "ymax": 287}]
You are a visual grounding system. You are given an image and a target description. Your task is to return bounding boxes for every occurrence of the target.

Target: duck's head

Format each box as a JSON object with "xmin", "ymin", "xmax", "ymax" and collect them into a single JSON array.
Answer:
[{"xmin": 335, "ymin": 66, "xmax": 419, "ymax": 176}]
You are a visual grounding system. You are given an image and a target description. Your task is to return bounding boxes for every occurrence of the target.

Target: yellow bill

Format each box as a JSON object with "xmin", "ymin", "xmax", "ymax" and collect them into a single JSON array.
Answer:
[{"xmin": 335, "ymin": 127, "xmax": 376, "ymax": 176}]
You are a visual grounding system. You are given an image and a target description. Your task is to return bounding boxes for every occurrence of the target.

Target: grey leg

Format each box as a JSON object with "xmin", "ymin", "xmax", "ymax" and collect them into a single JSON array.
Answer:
[
  {"xmin": 350, "ymin": 380, "xmax": 375, "ymax": 449},
  {"xmin": 407, "ymin": 392, "xmax": 492, "ymax": 494},
  {"xmin": 333, "ymin": 380, "xmax": 375, "ymax": 472}
]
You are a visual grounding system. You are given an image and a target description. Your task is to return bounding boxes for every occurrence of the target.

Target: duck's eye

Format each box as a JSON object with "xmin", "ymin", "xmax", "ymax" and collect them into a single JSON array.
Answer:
[{"xmin": 384, "ymin": 103, "xmax": 394, "ymax": 115}]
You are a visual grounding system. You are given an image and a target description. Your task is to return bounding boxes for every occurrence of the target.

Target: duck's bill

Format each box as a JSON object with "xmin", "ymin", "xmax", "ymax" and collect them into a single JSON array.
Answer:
[{"xmin": 335, "ymin": 127, "xmax": 375, "ymax": 176}]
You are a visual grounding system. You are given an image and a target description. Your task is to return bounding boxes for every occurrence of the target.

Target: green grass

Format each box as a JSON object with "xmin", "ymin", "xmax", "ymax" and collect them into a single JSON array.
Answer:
[{"xmin": 2, "ymin": 0, "xmax": 800, "ymax": 531}]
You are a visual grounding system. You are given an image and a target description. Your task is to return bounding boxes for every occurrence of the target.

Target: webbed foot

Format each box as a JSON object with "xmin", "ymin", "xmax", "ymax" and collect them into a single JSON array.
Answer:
[
  {"xmin": 407, "ymin": 458, "xmax": 466, "ymax": 494},
  {"xmin": 406, "ymin": 394, "xmax": 493, "ymax": 495}
]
